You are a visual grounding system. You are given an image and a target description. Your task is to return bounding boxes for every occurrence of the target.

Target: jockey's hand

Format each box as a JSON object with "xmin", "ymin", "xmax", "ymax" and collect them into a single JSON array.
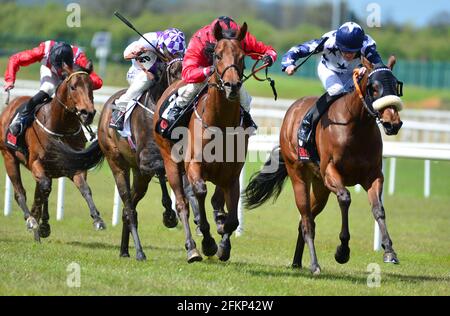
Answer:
[
  {"xmin": 285, "ymin": 65, "xmax": 296, "ymax": 76},
  {"xmin": 132, "ymin": 45, "xmax": 149, "ymax": 56},
  {"xmin": 4, "ymin": 82, "xmax": 14, "ymax": 92},
  {"xmin": 358, "ymin": 67, "xmax": 367, "ymax": 78},
  {"xmin": 262, "ymin": 54, "xmax": 273, "ymax": 67}
]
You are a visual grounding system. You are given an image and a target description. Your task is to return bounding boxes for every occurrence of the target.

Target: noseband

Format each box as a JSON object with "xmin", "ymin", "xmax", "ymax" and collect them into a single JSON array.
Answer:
[{"xmin": 165, "ymin": 57, "xmax": 183, "ymax": 86}]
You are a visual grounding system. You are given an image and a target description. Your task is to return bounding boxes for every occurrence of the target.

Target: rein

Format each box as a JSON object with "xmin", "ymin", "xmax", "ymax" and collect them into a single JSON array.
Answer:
[{"xmin": 352, "ymin": 68, "xmax": 381, "ymax": 122}]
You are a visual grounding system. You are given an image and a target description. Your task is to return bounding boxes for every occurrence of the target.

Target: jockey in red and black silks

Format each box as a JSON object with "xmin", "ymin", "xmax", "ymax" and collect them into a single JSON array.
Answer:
[{"xmin": 161, "ymin": 16, "xmax": 278, "ymax": 130}]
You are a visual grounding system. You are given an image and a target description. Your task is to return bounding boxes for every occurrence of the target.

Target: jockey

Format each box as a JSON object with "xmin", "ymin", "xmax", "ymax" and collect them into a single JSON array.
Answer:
[
  {"xmin": 161, "ymin": 16, "xmax": 277, "ymax": 130},
  {"xmin": 3, "ymin": 41, "xmax": 102, "ymax": 146},
  {"xmin": 281, "ymin": 22, "xmax": 385, "ymax": 158},
  {"xmin": 110, "ymin": 28, "xmax": 186, "ymax": 131}
]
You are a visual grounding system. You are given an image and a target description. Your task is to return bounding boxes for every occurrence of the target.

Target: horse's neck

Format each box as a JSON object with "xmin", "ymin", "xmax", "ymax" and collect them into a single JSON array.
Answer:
[
  {"xmin": 40, "ymin": 89, "xmax": 79, "ymax": 132},
  {"xmin": 340, "ymin": 92, "xmax": 376, "ymax": 130},
  {"xmin": 203, "ymin": 87, "xmax": 241, "ymax": 127}
]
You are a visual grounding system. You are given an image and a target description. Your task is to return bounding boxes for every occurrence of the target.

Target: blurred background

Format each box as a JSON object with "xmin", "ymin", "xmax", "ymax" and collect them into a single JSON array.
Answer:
[{"xmin": 0, "ymin": 0, "xmax": 449, "ymax": 99}]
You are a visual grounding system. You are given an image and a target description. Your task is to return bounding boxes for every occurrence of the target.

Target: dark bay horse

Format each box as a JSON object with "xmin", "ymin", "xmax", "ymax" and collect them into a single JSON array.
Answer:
[
  {"xmin": 244, "ymin": 56, "xmax": 403, "ymax": 275},
  {"xmin": 96, "ymin": 53, "xmax": 184, "ymax": 260},
  {"xmin": 0, "ymin": 64, "xmax": 105, "ymax": 241},
  {"xmin": 153, "ymin": 22, "xmax": 250, "ymax": 263}
]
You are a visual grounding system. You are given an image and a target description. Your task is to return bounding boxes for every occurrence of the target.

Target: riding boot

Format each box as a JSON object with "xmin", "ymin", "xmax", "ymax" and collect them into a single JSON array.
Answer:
[
  {"xmin": 164, "ymin": 101, "xmax": 185, "ymax": 127},
  {"xmin": 9, "ymin": 91, "xmax": 50, "ymax": 137},
  {"xmin": 109, "ymin": 109, "xmax": 126, "ymax": 130}
]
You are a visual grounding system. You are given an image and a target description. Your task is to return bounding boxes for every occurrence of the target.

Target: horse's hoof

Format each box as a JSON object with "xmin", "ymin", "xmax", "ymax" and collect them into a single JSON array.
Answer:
[
  {"xmin": 334, "ymin": 245, "xmax": 351, "ymax": 264},
  {"xmin": 93, "ymin": 219, "xmax": 106, "ymax": 231},
  {"xmin": 310, "ymin": 264, "xmax": 321, "ymax": 276},
  {"xmin": 217, "ymin": 241, "xmax": 231, "ymax": 262},
  {"xmin": 384, "ymin": 252, "xmax": 399, "ymax": 264},
  {"xmin": 187, "ymin": 248, "xmax": 203, "ymax": 263},
  {"xmin": 202, "ymin": 237, "xmax": 218, "ymax": 257},
  {"xmin": 162, "ymin": 211, "xmax": 178, "ymax": 228},
  {"xmin": 292, "ymin": 263, "xmax": 302, "ymax": 269},
  {"xmin": 136, "ymin": 251, "xmax": 147, "ymax": 261},
  {"xmin": 26, "ymin": 217, "xmax": 38, "ymax": 231},
  {"xmin": 39, "ymin": 223, "xmax": 51, "ymax": 238},
  {"xmin": 120, "ymin": 252, "xmax": 130, "ymax": 258}
]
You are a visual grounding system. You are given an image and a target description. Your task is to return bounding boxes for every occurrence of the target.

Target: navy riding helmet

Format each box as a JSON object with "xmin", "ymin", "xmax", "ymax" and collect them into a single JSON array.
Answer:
[
  {"xmin": 49, "ymin": 42, "xmax": 74, "ymax": 70},
  {"xmin": 335, "ymin": 22, "xmax": 365, "ymax": 52}
]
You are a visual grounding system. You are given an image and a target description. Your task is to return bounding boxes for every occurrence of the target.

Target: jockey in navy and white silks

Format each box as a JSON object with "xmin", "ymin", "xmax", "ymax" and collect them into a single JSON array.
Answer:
[
  {"xmin": 110, "ymin": 28, "xmax": 186, "ymax": 130},
  {"xmin": 282, "ymin": 22, "xmax": 384, "ymax": 96}
]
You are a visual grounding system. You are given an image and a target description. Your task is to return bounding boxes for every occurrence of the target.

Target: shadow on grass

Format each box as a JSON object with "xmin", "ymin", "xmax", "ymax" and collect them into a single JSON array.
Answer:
[
  {"xmin": 66, "ymin": 240, "xmax": 181, "ymax": 253},
  {"xmin": 208, "ymin": 260, "xmax": 450, "ymax": 284}
]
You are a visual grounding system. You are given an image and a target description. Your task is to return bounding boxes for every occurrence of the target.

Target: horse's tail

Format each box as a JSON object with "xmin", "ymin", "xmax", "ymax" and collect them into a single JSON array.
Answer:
[
  {"xmin": 44, "ymin": 139, "xmax": 104, "ymax": 175},
  {"xmin": 243, "ymin": 147, "xmax": 288, "ymax": 209}
]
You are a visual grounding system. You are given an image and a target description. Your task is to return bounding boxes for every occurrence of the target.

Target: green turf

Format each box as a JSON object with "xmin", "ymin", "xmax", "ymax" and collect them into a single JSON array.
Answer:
[{"xmin": 0, "ymin": 156, "xmax": 449, "ymax": 296}]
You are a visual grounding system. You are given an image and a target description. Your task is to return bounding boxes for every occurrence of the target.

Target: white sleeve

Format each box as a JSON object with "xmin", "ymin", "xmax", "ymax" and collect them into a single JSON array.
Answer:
[
  {"xmin": 123, "ymin": 41, "xmax": 140, "ymax": 58},
  {"xmin": 137, "ymin": 32, "xmax": 159, "ymax": 52}
]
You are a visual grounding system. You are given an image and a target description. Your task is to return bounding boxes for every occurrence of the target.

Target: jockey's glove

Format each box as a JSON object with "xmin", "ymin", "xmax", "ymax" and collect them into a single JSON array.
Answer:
[{"xmin": 262, "ymin": 54, "xmax": 273, "ymax": 67}]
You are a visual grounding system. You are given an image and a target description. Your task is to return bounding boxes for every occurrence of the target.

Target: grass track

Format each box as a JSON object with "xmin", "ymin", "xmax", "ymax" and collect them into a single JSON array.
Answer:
[{"xmin": 0, "ymin": 158, "xmax": 449, "ymax": 296}]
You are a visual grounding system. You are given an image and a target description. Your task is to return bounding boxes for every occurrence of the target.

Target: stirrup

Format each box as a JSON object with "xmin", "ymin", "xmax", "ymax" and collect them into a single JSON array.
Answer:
[{"xmin": 109, "ymin": 110, "xmax": 125, "ymax": 130}]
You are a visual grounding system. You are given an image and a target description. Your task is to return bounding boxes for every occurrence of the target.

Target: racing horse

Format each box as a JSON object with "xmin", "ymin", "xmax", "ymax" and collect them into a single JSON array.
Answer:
[
  {"xmin": 0, "ymin": 63, "xmax": 106, "ymax": 241},
  {"xmin": 244, "ymin": 56, "xmax": 403, "ymax": 274},
  {"xmin": 153, "ymin": 22, "xmax": 251, "ymax": 263}
]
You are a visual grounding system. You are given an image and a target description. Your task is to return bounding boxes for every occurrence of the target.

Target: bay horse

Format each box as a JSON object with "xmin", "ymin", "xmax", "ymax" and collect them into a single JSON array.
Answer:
[
  {"xmin": 153, "ymin": 22, "xmax": 250, "ymax": 263},
  {"xmin": 0, "ymin": 64, "xmax": 106, "ymax": 242},
  {"xmin": 96, "ymin": 52, "xmax": 184, "ymax": 260},
  {"xmin": 244, "ymin": 56, "xmax": 403, "ymax": 275}
]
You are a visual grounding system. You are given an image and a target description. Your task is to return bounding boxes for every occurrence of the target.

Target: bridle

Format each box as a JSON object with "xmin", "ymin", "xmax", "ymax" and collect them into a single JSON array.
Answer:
[
  {"xmin": 208, "ymin": 48, "xmax": 244, "ymax": 90},
  {"xmin": 164, "ymin": 57, "xmax": 183, "ymax": 86}
]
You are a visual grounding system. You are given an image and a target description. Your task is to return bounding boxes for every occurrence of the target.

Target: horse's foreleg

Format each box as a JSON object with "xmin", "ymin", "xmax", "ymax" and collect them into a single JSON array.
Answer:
[
  {"xmin": 166, "ymin": 161, "xmax": 201, "ymax": 263},
  {"xmin": 183, "ymin": 174, "xmax": 200, "ymax": 234},
  {"xmin": 364, "ymin": 175, "xmax": 399, "ymax": 264},
  {"xmin": 2, "ymin": 153, "xmax": 35, "ymax": 229},
  {"xmin": 211, "ymin": 186, "xmax": 227, "ymax": 234},
  {"xmin": 157, "ymin": 171, "xmax": 178, "ymax": 228},
  {"xmin": 187, "ymin": 163, "xmax": 217, "ymax": 258},
  {"xmin": 71, "ymin": 172, "xmax": 106, "ymax": 231},
  {"xmin": 216, "ymin": 179, "xmax": 240, "ymax": 262},
  {"xmin": 324, "ymin": 163, "xmax": 351, "ymax": 264}
]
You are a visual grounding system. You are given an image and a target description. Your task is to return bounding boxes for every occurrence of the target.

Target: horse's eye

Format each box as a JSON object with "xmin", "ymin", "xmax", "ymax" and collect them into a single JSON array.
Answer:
[
  {"xmin": 215, "ymin": 54, "xmax": 222, "ymax": 60},
  {"xmin": 70, "ymin": 85, "xmax": 76, "ymax": 91}
]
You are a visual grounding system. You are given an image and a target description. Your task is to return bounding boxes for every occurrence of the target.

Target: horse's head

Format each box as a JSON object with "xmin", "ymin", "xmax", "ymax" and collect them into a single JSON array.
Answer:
[
  {"xmin": 212, "ymin": 21, "xmax": 247, "ymax": 101},
  {"xmin": 160, "ymin": 44, "xmax": 183, "ymax": 86},
  {"xmin": 60, "ymin": 62, "xmax": 96, "ymax": 125},
  {"xmin": 361, "ymin": 56, "xmax": 403, "ymax": 135}
]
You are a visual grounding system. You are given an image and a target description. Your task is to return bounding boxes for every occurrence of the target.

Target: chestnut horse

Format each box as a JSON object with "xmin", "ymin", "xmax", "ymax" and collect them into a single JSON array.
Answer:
[
  {"xmin": 0, "ymin": 64, "xmax": 105, "ymax": 242},
  {"xmin": 153, "ymin": 22, "xmax": 250, "ymax": 263},
  {"xmin": 244, "ymin": 57, "xmax": 403, "ymax": 274}
]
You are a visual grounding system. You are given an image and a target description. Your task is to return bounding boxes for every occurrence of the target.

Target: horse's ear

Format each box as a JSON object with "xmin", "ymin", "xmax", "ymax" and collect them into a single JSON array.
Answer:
[
  {"xmin": 387, "ymin": 55, "xmax": 396, "ymax": 71},
  {"xmin": 362, "ymin": 57, "xmax": 373, "ymax": 71},
  {"xmin": 62, "ymin": 62, "xmax": 73, "ymax": 78},
  {"xmin": 213, "ymin": 21, "xmax": 223, "ymax": 41},
  {"xmin": 236, "ymin": 22, "xmax": 247, "ymax": 42}
]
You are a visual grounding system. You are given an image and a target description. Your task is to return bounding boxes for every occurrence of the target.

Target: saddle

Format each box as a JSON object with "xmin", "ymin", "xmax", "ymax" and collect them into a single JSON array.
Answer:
[
  {"xmin": 297, "ymin": 92, "xmax": 346, "ymax": 163},
  {"xmin": 5, "ymin": 99, "xmax": 50, "ymax": 156},
  {"xmin": 155, "ymin": 84, "xmax": 208, "ymax": 142}
]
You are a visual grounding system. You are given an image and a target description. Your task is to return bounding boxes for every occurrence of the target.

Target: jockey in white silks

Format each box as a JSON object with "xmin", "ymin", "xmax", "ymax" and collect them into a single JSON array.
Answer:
[{"xmin": 110, "ymin": 28, "xmax": 186, "ymax": 130}]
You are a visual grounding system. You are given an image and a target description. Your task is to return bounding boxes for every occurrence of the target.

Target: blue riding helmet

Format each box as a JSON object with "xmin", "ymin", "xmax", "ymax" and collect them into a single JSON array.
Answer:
[{"xmin": 335, "ymin": 22, "xmax": 365, "ymax": 53}]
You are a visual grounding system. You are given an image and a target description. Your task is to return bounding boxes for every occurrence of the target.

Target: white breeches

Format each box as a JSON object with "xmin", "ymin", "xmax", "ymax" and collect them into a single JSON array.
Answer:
[
  {"xmin": 317, "ymin": 62, "xmax": 354, "ymax": 96},
  {"xmin": 115, "ymin": 70, "xmax": 154, "ymax": 111},
  {"xmin": 39, "ymin": 65, "xmax": 60, "ymax": 96}
]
